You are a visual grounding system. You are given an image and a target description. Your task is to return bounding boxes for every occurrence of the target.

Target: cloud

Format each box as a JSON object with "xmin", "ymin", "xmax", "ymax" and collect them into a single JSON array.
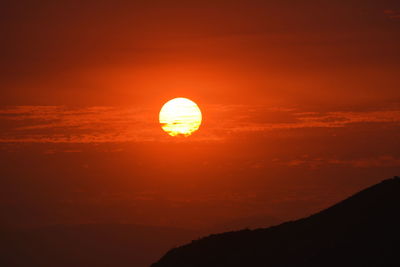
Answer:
[
  {"xmin": 329, "ymin": 156, "xmax": 400, "ymax": 168},
  {"xmin": 0, "ymin": 106, "xmax": 157, "ymax": 143},
  {"xmin": 278, "ymin": 155, "xmax": 400, "ymax": 169},
  {"xmin": 0, "ymin": 105, "xmax": 399, "ymax": 143},
  {"xmin": 211, "ymin": 106, "xmax": 400, "ymax": 133},
  {"xmin": 384, "ymin": 9, "xmax": 400, "ymax": 20}
]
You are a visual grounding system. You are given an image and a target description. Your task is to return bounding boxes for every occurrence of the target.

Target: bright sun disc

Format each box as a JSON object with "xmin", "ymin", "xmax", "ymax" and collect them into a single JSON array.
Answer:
[{"xmin": 159, "ymin": 98, "xmax": 202, "ymax": 137}]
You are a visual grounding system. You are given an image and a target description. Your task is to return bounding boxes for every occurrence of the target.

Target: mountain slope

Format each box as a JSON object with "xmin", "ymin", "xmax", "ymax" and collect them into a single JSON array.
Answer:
[{"xmin": 152, "ymin": 177, "xmax": 400, "ymax": 267}]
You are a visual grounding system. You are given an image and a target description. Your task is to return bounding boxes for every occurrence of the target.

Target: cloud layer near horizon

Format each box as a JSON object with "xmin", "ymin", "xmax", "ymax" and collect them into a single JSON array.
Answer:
[{"xmin": 0, "ymin": 105, "xmax": 399, "ymax": 143}]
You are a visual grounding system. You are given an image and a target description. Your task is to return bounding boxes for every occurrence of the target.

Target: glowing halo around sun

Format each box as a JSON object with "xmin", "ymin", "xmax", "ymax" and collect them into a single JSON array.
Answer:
[{"xmin": 159, "ymin": 98, "xmax": 202, "ymax": 137}]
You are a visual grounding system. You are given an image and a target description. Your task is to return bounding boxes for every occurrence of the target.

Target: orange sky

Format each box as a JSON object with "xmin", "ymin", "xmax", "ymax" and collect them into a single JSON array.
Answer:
[{"xmin": 1, "ymin": 0, "xmax": 400, "ymax": 230}]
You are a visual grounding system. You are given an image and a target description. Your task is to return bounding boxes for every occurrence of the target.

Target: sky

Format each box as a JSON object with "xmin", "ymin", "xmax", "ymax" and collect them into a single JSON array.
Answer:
[{"xmin": 1, "ymin": 0, "xmax": 400, "ymax": 231}]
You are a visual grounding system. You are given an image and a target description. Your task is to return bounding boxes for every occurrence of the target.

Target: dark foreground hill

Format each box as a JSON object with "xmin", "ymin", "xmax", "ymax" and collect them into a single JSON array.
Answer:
[{"xmin": 152, "ymin": 177, "xmax": 400, "ymax": 267}]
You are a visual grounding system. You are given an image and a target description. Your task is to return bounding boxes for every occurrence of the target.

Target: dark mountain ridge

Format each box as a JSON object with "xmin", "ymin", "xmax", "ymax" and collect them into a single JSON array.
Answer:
[{"xmin": 152, "ymin": 177, "xmax": 400, "ymax": 267}]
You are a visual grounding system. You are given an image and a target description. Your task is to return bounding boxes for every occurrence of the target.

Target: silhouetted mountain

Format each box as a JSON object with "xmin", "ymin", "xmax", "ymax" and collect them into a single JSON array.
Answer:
[
  {"xmin": 152, "ymin": 177, "xmax": 400, "ymax": 267},
  {"xmin": 208, "ymin": 214, "xmax": 282, "ymax": 233},
  {"xmin": 0, "ymin": 224, "xmax": 198, "ymax": 267}
]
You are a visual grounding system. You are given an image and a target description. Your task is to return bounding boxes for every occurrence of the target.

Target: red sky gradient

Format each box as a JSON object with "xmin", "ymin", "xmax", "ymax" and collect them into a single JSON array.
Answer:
[{"xmin": 1, "ymin": 0, "xmax": 400, "ymax": 232}]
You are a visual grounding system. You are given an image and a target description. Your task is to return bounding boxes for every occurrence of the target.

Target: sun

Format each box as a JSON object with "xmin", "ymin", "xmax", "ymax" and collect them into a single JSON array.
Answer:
[{"xmin": 159, "ymin": 98, "xmax": 202, "ymax": 137}]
